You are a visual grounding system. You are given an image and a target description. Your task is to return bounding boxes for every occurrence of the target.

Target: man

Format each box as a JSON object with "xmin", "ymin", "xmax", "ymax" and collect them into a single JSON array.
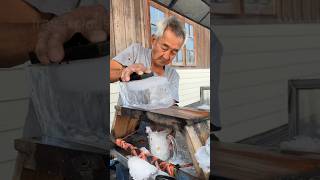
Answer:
[
  {"xmin": 110, "ymin": 16, "xmax": 185, "ymax": 106},
  {"xmin": 110, "ymin": 16, "xmax": 186, "ymax": 180}
]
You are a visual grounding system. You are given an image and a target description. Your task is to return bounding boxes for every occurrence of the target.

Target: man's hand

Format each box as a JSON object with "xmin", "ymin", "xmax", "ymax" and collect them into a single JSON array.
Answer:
[
  {"xmin": 120, "ymin": 63, "xmax": 151, "ymax": 82},
  {"xmin": 36, "ymin": 5, "xmax": 109, "ymax": 64}
]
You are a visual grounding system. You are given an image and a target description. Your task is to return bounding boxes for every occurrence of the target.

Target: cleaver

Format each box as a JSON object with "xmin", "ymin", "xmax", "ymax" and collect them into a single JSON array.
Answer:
[{"xmin": 28, "ymin": 33, "xmax": 109, "ymax": 92}]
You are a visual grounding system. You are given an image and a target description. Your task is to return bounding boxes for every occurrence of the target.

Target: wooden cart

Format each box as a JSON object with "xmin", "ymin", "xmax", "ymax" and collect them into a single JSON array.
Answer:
[{"xmin": 111, "ymin": 105, "xmax": 210, "ymax": 179}]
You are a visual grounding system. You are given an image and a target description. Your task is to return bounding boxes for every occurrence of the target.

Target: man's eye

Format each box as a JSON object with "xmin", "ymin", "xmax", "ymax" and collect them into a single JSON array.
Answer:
[{"xmin": 161, "ymin": 46, "xmax": 168, "ymax": 51}]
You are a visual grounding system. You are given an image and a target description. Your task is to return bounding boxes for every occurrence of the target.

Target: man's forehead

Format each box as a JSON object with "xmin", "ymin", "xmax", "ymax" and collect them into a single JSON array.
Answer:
[{"xmin": 158, "ymin": 29, "xmax": 184, "ymax": 48}]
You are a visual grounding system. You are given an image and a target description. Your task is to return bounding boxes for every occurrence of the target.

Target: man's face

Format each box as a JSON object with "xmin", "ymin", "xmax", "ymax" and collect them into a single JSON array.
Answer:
[{"xmin": 151, "ymin": 28, "xmax": 184, "ymax": 67}]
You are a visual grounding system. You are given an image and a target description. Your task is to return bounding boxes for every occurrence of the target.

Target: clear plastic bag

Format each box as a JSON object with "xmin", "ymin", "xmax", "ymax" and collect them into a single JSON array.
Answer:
[
  {"xmin": 119, "ymin": 76, "xmax": 174, "ymax": 110},
  {"xmin": 27, "ymin": 58, "xmax": 108, "ymax": 149}
]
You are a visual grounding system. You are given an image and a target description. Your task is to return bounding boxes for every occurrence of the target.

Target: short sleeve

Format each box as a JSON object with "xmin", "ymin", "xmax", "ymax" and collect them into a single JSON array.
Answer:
[{"xmin": 112, "ymin": 43, "xmax": 141, "ymax": 67}]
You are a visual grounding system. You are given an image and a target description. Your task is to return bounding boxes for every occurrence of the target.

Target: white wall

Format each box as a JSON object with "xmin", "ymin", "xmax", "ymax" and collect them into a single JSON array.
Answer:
[
  {"xmin": 0, "ymin": 66, "xmax": 29, "ymax": 179},
  {"xmin": 213, "ymin": 24, "xmax": 320, "ymax": 142},
  {"xmin": 109, "ymin": 69, "xmax": 210, "ymax": 128}
]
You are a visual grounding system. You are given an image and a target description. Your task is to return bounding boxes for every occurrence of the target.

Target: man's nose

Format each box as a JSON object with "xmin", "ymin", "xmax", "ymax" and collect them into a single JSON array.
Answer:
[{"xmin": 163, "ymin": 51, "xmax": 170, "ymax": 60}]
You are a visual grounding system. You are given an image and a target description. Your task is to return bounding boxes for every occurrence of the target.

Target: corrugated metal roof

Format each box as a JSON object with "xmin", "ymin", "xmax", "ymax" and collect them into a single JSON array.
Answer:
[{"xmin": 153, "ymin": 0, "xmax": 210, "ymax": 29}]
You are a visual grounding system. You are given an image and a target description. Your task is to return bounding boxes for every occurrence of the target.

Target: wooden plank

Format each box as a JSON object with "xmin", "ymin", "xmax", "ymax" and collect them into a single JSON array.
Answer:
[
  {"xmin": 149, "ymin": 106, "xmax": 209, "ymax": 121},
  {"xmin": 142, "ymin": 0, "xmax": 151, "ymax": 48},
  {"xmin": 133, "ymin": 0, "xmax": 143, "ymax": 45},
  {"xmin": 123, "ymin": 0, "xmax": 134, "ymax": 47},
  {"xmin": 111, "ymin": 0, "xmax": 127, "ymax": 54},
  {"xmin": 212, "ymin": 141, "xmax": 320, "ymax": 179},
  {"xmin": 184, "ymin": 125, "xmax": 208, "ymax": 179},
  {"xmin": 109, "ymin": 0, "xmax": 116, "ymax": 58},
  {"xmin": 111, "ymin": 107, "xmax": 142, "ymax": 138}
]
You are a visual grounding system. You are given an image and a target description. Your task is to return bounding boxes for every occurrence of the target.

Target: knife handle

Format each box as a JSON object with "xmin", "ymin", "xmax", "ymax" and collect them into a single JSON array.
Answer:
[
  {"xmin": 29, "ymin": 33, "xmax": 109, "ymax": 64},
  {"xmin": 119, "ymin": 72, "xmax": 153, "ymax": 82}
]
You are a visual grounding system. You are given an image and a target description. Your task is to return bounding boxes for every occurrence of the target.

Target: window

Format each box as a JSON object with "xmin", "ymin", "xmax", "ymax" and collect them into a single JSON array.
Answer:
[
  {"xmin": 150, "ymin": 6, "xmax": 165, "ymax": 35},
  {"xmin": 173, "ymin": 49, "xmax": 183, "ymax": 65},
  {"xmin": 185, "ymin": 23, "xmax": 195, "ymax": 65},
  {"xmin": 149, "ymin": 4, "xmax": 196, "ymax": 67}
]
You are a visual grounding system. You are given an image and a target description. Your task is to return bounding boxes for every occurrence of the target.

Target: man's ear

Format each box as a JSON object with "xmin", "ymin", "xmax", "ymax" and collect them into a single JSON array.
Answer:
[{"xmin": 151, "ymin": 35, "xmax": 156, "ymax": 45}]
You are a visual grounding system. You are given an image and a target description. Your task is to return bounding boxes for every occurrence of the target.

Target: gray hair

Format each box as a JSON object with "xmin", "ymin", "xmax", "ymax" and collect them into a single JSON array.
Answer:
[{"xmin": 154, "ymin": 16, "xmax": 186, "ymax": 43}]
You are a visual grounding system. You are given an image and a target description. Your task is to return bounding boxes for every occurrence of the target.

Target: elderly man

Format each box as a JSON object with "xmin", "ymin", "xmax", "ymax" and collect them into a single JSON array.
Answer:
[
  {"xmin": 110, "ymin": 16, "xmax": 185, "ymax": 106},
  {"xmin": 110, "ymin": 16, "xmax": 186, "ymax": 180}
]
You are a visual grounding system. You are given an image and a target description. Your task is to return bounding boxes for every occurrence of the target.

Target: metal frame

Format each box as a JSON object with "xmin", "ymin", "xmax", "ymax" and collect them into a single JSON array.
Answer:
[
  {"xmin": 288, "ymin": 79, "xmax": 320, "ymax": 138},
  {"xmin": 200, "ymin": 86, "xmax": 210, "ymax": 105}
]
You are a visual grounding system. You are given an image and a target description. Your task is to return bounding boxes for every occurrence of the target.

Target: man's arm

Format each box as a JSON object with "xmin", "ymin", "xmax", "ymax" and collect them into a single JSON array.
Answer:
[
  {"xmin": 0, "ymin": 0, "xmax": 51, "ymax": 68},
  {"xmin": 110, "ymin": 60, "xmax": 125, "ymax": 83},
  {"xmin": 0, "ymin": 23, "xmax": 39, "ymax": 68}
]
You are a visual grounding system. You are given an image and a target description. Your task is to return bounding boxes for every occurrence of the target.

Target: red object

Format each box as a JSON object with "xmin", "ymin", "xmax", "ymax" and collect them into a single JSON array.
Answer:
[{"xmin": 115, "ymin": 138, "xmax": 192, "ymax": 177}]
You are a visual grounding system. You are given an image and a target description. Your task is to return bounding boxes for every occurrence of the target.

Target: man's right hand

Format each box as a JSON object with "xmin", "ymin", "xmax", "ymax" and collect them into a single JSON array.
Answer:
[
  {"xmin": 36, "ymin": 5, "xmax": 108, "ymax": 64},
  {"xmin": 120, "ymin": 63, "xmax": 151, "ymax": 82}
]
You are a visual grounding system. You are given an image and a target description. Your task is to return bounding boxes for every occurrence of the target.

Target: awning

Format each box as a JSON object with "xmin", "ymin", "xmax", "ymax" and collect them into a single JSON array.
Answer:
[{"xmin": 152, "ymin": 0, "xmax": 210, "ymax": 29}]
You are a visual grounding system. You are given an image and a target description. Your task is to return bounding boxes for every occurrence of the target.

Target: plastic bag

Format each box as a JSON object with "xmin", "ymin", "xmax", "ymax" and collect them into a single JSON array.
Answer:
[
  {"xmin": 27, "ymin": 58, "xmax": 108, "ymax": 149},
  {"xmin": 119, "ymin": 76, "xmax": 174, "ymax": 110}
]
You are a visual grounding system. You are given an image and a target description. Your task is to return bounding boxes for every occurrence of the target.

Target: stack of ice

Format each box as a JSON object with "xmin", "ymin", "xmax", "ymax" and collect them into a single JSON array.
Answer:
[
  {"xmin": 119, "ymin": 76, "xmax": 174, "ymax": 110},
  {"xmin": 195, "ymin": 137, "xmax": 210, "ymax": 173},
  {"xmin": 128, "ymin": 156, "xmax": 169, "ymax": 180}
]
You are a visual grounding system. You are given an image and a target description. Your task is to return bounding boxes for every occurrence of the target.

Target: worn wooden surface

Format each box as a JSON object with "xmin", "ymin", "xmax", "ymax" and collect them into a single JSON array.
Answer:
[
  {"xmin": 111, "ymin": 106, "xmax": 143, "ymax": 138},
  {"xmin": 149, "ymin": 106, "xmax": 209, "ymax": 121},
  {"xmin": 110, "ymin": 0, "xmax": 150, "ymax": 57},
  {"xmin": 212, "ymin": 141, "xmax": 320, "ymax": 179},
  {"xmin": 14, "ymin": 138, "xmax": 107, "ymax": 180},
  {"xmin": 184, "ymin": 124, "xmax": 210, "ymax": 179}
]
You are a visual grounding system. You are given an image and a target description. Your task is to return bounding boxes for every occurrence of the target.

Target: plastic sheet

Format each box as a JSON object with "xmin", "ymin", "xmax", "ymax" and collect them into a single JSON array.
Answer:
[
  {"xmin": 27, "ymin": 58, "xmax": 108, "ymax": 149},
  {"xmin": 119, "ymin": 76, "xmax": 174, "ymax": 110}
]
